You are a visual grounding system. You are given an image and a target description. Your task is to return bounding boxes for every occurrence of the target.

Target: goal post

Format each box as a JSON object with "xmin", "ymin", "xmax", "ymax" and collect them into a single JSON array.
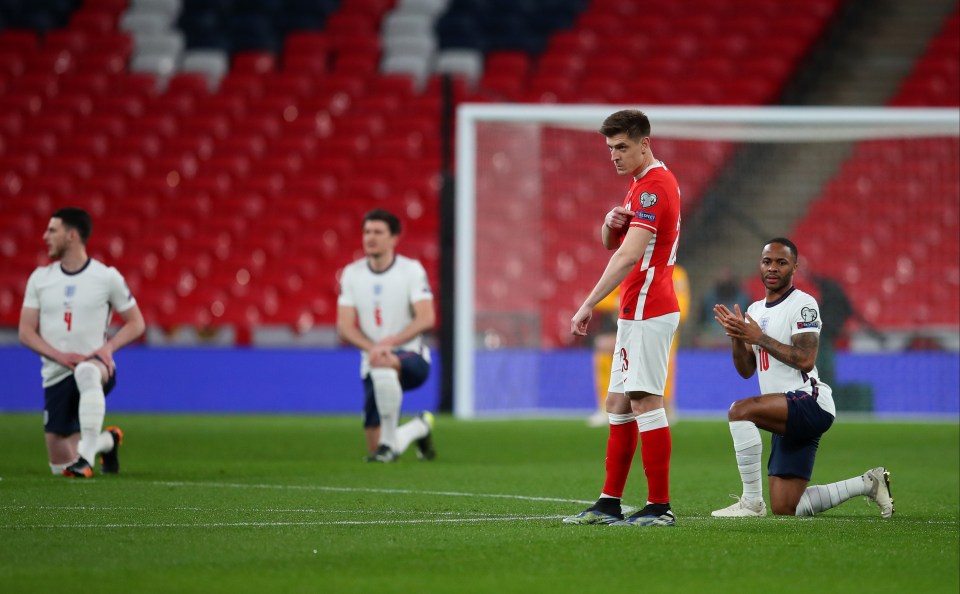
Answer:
[{"xmin": 454, "ymin": 104, "xmax": 960, "ymax": 419}]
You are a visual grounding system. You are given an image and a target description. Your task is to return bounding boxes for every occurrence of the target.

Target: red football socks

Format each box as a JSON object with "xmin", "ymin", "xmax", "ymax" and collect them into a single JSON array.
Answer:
[
  {"xmin": 601, "ymin": 420, "xmax": 639, "ymax": 498},
  {"xmin": 640, "ymin": 426, "xmax": 672, "ymax": 504}
]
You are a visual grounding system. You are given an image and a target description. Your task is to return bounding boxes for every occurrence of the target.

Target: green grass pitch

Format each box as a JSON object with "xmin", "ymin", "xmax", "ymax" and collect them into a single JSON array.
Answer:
[{"xmin": 0, "ymin": 413, "xmax": 957, "ymax": 593}]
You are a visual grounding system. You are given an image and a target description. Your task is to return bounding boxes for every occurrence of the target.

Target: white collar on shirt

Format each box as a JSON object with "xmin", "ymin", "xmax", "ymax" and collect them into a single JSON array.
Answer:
[{"xmin": 633, "ymin": 160, "xmax": 666, "ymax": 181}]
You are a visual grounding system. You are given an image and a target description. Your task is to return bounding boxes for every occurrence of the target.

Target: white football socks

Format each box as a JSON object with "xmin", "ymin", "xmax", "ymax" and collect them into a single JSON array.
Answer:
[
  {"xmin": 96, "ymin": 430, "xmax": 115, "ymax": 454},
  {"xmin": 795, "ymin": 476, "xmax": 868, "ymax": 516},
  {"xmin": 395, "ymin": 416, "xmax": 429, "ymax": 455},
  {"xmin": 730, "ymin": 420, "xmax": 764, "ymax": 502},
  {"xmin": 74, "ymin": 361, "xmax": 106, "ymax": 465},
  {"xmin": 369, "ymin": 368, "xmax": 403, "ymax": 451}
]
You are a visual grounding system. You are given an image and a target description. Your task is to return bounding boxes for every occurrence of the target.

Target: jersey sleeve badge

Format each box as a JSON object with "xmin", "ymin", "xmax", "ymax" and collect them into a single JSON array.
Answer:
[{"xmin": 797, "ymin": 306, "xmax": 821, "ymax": 329}]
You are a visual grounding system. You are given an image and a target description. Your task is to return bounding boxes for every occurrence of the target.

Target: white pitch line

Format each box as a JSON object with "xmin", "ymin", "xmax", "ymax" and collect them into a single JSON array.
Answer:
[
  {"xmin": 145, "ymin": 480, "xmax": 599, "ymax": 506},
  {"xmin": 5, "ymin": 479, "xmax": 951, "ymax": 528},
  {"xmin": 6, "ymin": 514, "xmax": 948, "ymax": 530},
  {"xmin": 8, "ymin": 515, "xmax": 568, "ymax": 529},
  {"xmin": 0, "ymin": 504, "xmax": 546, "ymax": 517}
]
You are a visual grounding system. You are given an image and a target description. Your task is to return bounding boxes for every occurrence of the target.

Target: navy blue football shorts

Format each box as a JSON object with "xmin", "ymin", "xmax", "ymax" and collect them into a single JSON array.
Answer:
[
  {"xmin": 363, "ymin": 350, "xmax": 431, "ymax": 428},
  {"xmin": 767, "ymin": 390, "xmax": 835, "ymax": 481},
  {"xmin": 44, "ymin": 367, "xmax": 117, "ymax": 436}
]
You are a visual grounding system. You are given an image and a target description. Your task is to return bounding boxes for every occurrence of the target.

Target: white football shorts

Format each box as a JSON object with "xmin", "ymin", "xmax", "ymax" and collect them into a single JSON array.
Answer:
[{"xmin": 608, "ymin": 312, "xmax": 680, "ymax": 396}]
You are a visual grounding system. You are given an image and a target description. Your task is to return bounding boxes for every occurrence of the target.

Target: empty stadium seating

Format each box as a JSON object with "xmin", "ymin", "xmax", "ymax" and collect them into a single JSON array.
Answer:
[
  {"xmin": 790, "ymin": 7, "xmax": 960, "ymax": 331},
  {"xmin": 2, "ymin": 0, "xmax": 953, "ymax": 347}
]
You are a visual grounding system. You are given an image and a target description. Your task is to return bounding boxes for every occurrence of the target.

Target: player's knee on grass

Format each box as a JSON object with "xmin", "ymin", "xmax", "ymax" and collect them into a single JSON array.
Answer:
[
  {"xmin": 770, "ymin": 500, "xmax": 799, "ymax": 516},
  {"xmin": 769, "ymin": 478, "xmax": 806, "ymax": 515}
]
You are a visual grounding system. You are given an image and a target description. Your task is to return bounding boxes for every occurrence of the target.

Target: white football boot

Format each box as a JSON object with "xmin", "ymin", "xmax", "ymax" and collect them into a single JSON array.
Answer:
[
  {"xmin": 711, "ymin": 495, "xmax": 767, "ymax": 518},
  {"xmin": 863, "ymin": 467, "xmax": 895, "ymax": 518}
]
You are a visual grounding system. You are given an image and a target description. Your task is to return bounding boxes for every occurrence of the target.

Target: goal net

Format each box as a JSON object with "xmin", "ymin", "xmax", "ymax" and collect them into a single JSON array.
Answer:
[{"xmin": 454, "ymin": 105, "xmax": 960, "ymax": 419}]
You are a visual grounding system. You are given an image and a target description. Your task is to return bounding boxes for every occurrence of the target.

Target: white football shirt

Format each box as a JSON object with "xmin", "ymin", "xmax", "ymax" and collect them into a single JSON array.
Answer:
[
  {"xmin": 338, "ymin": 254, "xmax": 433, "ymax": 376},
  {"xmin": 23, "ymin": 259, "xmax": 137, "ymax": 387},
  {"xmin": 745, "ymin": 286, "xmax": 835, "ymax": 416}
]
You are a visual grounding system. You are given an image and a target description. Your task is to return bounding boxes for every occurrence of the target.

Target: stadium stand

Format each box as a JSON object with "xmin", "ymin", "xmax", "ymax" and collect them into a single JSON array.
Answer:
[
  {"xmin": 0, "ymin": 0, "xmax": 954, "ymax": 347},
  {"xmin": 790, "ymin": 7, "xmax": 960, "ymax": 331}
]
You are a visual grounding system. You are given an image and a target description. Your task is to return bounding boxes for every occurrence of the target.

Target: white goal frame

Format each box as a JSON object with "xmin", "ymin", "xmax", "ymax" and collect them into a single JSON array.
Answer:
[{"xmin": 453, "ymin": 104, "xmax": 960, "ymax": 419}]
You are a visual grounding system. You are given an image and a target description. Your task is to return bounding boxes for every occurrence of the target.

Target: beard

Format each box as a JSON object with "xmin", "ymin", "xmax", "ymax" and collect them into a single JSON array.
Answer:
[
  {"xmin": 48, "ymin": 243, "xmax": 65, "ymax": 260},
  {"xmin": 762, "ymin": 272, "xmax": 793, "ymax": 293}
]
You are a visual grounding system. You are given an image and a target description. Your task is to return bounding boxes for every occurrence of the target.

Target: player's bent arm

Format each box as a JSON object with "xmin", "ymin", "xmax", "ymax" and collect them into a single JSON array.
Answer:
[
  {"xmin": 18, "ymin": 306, "xmax": 64, "ymax": 362},
  {"xmin": 91, "ymin": 305, "xmax": 146, "ymax": 374},
  {"xmin": 386, "ymin": 298, "xmax": 435, "ymax": 346},
  {"xmin": 756, "ymin": 332, "xmax": 819, "ymax": 373},
  {"xmin": 601, "ymin": 207, "xmax": 634, "ymax": 250},
  {"xmin": 336, "ymin": 305, "xmax": 375, "ymax": 351},
  {"xmin": 583, "ymin": 226, "xmax": 652, "ymax": 310},
  {"xmin": 107, "ymin": 305, "xmax": 146, "ymax": 352},
  {"xmin": 18, "ymin": 307, "xmax": 85, "ymax": 368},
  {"xmin": 730, "ymin": 338, "xmax": 757, "ymax": 379},
  {"xmin": 601, "ymin": 223, "xmax": 622, "ymax": 250}
]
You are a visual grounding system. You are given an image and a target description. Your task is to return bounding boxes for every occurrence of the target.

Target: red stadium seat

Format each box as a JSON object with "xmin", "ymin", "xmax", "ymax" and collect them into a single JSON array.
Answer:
[
  {"xmin": 166, "ymin": 74, "xmax": 213, "ymax": 97},
  {"xmin": 47, "ymin": 155, "xmax": 94, "ymax": 180},
  {"xmin": 478, "ymin": 72, "xmax": 526, "ymax": 100},
  {"xmin": 44, "ymin": 93, "xmax": 93, "ymax": 118},
  {"xmin": 10, "ymin": 133, "xmax": 57, "ymax": 160},
  {"xmin": 232, "ymin": 51, "xmax": 277, "ymax": 75},
  {"xmin": 116, "ymin": 73, "xmax": 160, "ymax": 97},
  {"xmin": 195, "ymin": 94, "xmax": 248, "ymax": 121},
  {"xmin": 0, "ymin": 50, "xmax": 25, "ymax": 78},
  {"xmin": 60, "ymin": 72, "xmax": 112, "ymax": 97},
  {"xmin": 150, "ymin": 93, "xmax": 196, "ymax": 118},
  {"xmin": 216, "ymin": 73, "xmax": 266, "ymax": 101},
  {"xmin": 69, "ymin": 10, "xmax": 118, "ymax": 34},
  {"xmin": 330, "ymin": 48, "xmax": 380, "ymax": 76},
  {"xmin": 262, "ymin": 72, "xmax": 315, "ymax": 98},
  {"xmin": 484, "ymin": 51, "xmax": 531, "ymax": 78},
  {"xmin": 0, "ymin": 30, "xmax": 39, "ymax": 54},
  {"xmin": 284, "ymin": 32, "xmax": 330, "ymax": 57},
  {"xmin": 217, "ymin": 135, "xmax": 266, "ymax": 158},
  {"xmin": 282, "ymin": 52, "xmax": 329, "ymax": 76},
  {"xmin": 44, "ymin": 29, "xmax": 89, "ymax": 53}
]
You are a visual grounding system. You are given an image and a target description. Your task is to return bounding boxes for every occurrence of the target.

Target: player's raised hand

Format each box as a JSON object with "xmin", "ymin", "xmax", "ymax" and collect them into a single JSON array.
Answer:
[
  {"xmin": 739, "ymin": 312, "xmax": 763, "ymax": 344},
  {"xmin": 604, "ymin": 206, "xmax": 635, "ymax": 231},
  {"xmin": 713, "ymin": 303, "xmax": 737, "ymax": 326},
  {"xmin": 714, "ymin": 303, "xmax": 744, "ymax": 337}
]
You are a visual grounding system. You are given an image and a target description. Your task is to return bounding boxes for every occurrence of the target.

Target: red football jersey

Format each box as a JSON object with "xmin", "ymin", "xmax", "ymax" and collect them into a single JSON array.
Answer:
[{"xmin": 618, "ymin": 162, "xmax": 682, "ymax": 320}]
